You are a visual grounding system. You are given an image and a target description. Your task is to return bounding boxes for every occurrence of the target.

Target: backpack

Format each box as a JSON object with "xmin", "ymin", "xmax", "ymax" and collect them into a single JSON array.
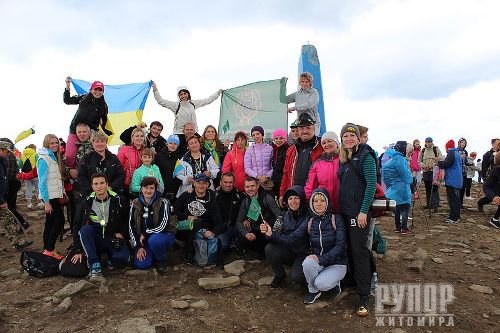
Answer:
[
  {"xmin": 371, "ymin": 226, "xmax": 387, "ymax": 254},
  {"xmin": 20, "ymin": 251, "xmax": 60, "ymax": 278},
  {"xmin": 193, "ymin": 229, "xmax": 218, "ymax": 266},
  {"xmin": 175, "ymin": 101, "xmax": 196, "ymax": 115},
  {"xmin": 59, "ymin": 246, "xmax": 89, "ymax": 278},
  {"xmin": 21, "ymin": 158, "xmax": 32, "ymax": 173}
]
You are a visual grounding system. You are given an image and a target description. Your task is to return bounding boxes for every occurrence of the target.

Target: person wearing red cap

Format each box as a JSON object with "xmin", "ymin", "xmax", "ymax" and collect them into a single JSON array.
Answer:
[
  {"xmin": 64, "ymin": 77, "xmax": 111, "ymax": 169},
  {"xmin": 438, "ymin": 140, "xmax": 463, "ymax": 223}
]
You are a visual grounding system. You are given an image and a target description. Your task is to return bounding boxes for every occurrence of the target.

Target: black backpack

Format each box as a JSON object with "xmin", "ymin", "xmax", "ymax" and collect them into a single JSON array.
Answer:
[
  {"xmin": 21, "ymin": 158, "xmax": 32, "ymax": 173},
  {"xmin": 20, "ymin": 251, "xmax": 60, "ymax": 278}
]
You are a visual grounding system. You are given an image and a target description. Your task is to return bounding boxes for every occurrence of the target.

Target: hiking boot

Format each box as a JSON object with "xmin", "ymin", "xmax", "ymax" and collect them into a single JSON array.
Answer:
[
  {"xmin": 489, "ymin": 218, "xmax": 500, "ymax": 229},
  {"xmin": 20, "ymin": 220, "xmax": 30, "ymax": 230},
  {"xmin": 400, "ymin": 229, "xmax": 412, "ymax": 235},
  {"xmin": 42, "ymin": 250, "xmax": 64, "ymax": 260},
  {"xmin": 478, "ymin": 204, "xmax": 484, "ymax": 212},
  {"xmin": 14, "ymin": 239, "xmax": 33, "ymax": 250},
  {"xmin": 90, "ymin": 262, "xmax": 103, "ymax": 278},
  {"xmin": 303, "ymin": 291, "xmax": 322, "ymax": 304},
  {"xmin": 270, "ymin": 275, "xmax": 285, "ymax": 288},
  {"xmin": 156, "ymin": 260, "xmax": 167, "ymax": 274},
  {"xmin": 356, "ymin": 296, "xmax": 370, "ymax": 317},
  {"xmin": 444, "ymin": 218, "xmax": 459, "ymax": 224}
]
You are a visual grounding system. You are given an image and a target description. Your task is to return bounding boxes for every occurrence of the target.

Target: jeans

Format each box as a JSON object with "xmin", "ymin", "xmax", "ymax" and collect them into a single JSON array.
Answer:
[
  {"xmin": 265, "ymin": 243, "xmax": 306, "ymax": 284},
  {"xmin": 79, "ymin": 224, "xmax": 129, "ymax": 266},
  {"xmin": 217, "ymin": 226, "xmax": 238, "ymax": 251},
  {"xmin": 395, "ymin": 203, "xmax": 411, "ymax": 230},
  {"xmin": 25, "ymin": 178, "xmax": 39, "ymax": 201},
  {"xmin": 446, "ymin": 186, "xmax": 461, "ymax": 221},
  {"xmin": 134, "ymin": 233, "xmax": 175, "ymax": 269},
  {"xmin": 302, "ymin": 257, "xmax": 347, "ymax": 293},
  {"xmin": 43, "ymin": 199, "xmax": 65, "ymax": 251}
]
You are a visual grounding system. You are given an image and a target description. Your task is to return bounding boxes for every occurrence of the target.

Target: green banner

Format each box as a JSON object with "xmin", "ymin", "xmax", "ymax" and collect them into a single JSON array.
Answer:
[{"xmin": 218, "ymin": 78, "xmax": 288, "ymax": 141}]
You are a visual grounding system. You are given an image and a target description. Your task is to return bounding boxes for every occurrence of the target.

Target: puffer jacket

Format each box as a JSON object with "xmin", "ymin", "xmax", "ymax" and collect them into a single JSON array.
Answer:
[
  {"xmin": 304, "ymin": 153, "xmax": 340, "ymax": 213},
  {"xmin": 382, "ymin": 149, "xmax": 413, "ymax": 205},
  {"xmin": 222, "ymin": 145, "xmax": 247, "ymax": 192},
  {"xmin": 20, "ymin": 147, "xmax": 37, "ymax": 172},
  {"xmin": 271, "ymin": 142, "xmax": 289, "ymax": 187},
  {"xmin": 244, "ymin": 143, "xmax": 273, "ymax": 178},
  {"xmin": 438, "ymin": 148, "xmax": 463, "ymax": 189},
  {"xmin": 117, "ymin": 145, "xmax": 144, "ymax": 190},
  {"xmin": 78, "ymin": 150, "xmax": 125, "ymax": 196}
]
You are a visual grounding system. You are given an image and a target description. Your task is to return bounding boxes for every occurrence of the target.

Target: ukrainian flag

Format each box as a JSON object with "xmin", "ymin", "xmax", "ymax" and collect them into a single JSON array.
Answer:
[
  {"xmin": 172, "ymin": 159, "xmax": 184, "ymax": 177},
  {"xmin": 71, "ymin": 79, "xmax": 152, "ymax": 146}
]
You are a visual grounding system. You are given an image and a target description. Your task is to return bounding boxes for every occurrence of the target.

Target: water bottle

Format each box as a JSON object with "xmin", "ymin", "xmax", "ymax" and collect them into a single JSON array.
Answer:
[{"xmin": 371, "ymin": 199, "xmax": 396, "ymax": 212}]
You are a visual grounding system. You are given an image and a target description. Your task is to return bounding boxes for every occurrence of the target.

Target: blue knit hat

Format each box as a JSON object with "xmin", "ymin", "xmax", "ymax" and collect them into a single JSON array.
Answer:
[
  {"xmin": 167, "ymin": 134, "xmax": 180, "ymax": 145},
  {"xmin": 425, "ymin": 137, "xmax": 433, "ymax": 143}
]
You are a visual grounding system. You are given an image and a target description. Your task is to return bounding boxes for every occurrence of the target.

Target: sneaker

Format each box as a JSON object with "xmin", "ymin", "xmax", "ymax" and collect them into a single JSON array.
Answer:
[
  {"xmin": 356, "ymin": 296, "xmax": 369, "ymax": 317},
  {"xmin": 90, "ymin": 262, "xmax": 103, "ymax": 278},
  {"xmin": 444, "ymin": 218, "xmax": 459, "ymax": 224},
  {"xmin": 400, "ymin": 229, "xmax": 412, "ymax": 235},
  {"xmin": 27, "ymin": 203, "xmax": 34, "ymax": 209},
  {"xmin": 14, "ymin": 239, "xmax": 33, "ymax": 250},
  {"xmin": 489, "ymin": 218, "xmax": 500, "ymax": 229},
  {"xmin": 156, "ymin": 260, "xmax": 167, "ymax": 274},
  {"xmin": 331, "ymin": 282, "xmax": 342, "ymax": 302},
  {"xmin": 407, "ymin": 216, "xmax": 413, "ymax": 220},
  {"xmin": 42, "ymin": 250, "xmax": 64, "ymax": 260},
  {"xmin": 270, "ymin": 275, "xmax": 285, "ymax": 289},
  {"xmin": 370, "ymin": 273, "xmax": 378, "ymax": 296},
  {"xmin": 303, "ymin": 291, "xmax": 322, "ymax": 304}
]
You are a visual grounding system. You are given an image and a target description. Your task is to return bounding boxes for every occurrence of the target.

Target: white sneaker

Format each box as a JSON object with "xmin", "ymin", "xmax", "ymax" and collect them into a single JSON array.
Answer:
[{"xmin": 27, "ymin": 203, "xmax": 33, "ymax": 209}]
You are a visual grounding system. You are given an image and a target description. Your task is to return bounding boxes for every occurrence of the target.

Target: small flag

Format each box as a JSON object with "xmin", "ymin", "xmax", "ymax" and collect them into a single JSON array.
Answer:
[
  {"xmin": 246, "ymin": 196, "xmax": 262, "ymax": 222},
  {"xmin": 222, "ymin": 119, "xmax": 230, "ymax": 134},
  {"xmin": 172, "ymin": 159, "xmax": 184, "ymax": 177},
  {"xmin": 15, "ymin": 127, "xmax": 35, "ymax": 143}
]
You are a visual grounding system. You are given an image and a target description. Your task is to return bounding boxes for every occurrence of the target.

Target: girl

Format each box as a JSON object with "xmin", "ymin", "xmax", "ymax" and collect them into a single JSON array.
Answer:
[
  {"xmin": 117, "ymin": 127, "xmax": 145, "ymax": 195},
  {"xmin": 244, "ymin": 126, "xmax": 273, "ymax": 187},
  {"xmin": 271, "ymin": 129, "xmax": 289, "ymax": 197},
  {"xmin": 130, "ymin": 148, "xmax": 164, "ymax": 195},
  {"xmin": 221, "ymin": 131, "xmax": 248, "ymax": 192},
  {"xmin": 286, "ymin": 72, "xmax": 320, "ymax": 135}
]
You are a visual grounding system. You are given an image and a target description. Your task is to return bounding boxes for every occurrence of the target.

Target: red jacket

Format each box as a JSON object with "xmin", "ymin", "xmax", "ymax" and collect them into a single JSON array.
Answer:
[
  {"xmin": 279, "ymin": 137, "xmax": 324, "ymax": 197},
  {"xmin": 222, "ymin": 146, "xmax": 246, "ymax": 192},
  {"xmin": 117, "ymin": 145, "xmax": 144, "ymax": 190}
]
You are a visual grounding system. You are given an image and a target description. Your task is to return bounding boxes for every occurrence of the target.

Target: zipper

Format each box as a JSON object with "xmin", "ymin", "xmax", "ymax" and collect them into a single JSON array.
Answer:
[{"xmin": 319, "ymin": 220, "xmax": 323, "ymax": 255}]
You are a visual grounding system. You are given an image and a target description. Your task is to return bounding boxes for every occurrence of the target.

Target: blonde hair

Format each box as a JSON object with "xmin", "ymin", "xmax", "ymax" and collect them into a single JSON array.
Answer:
[
  {"xmin": 142, "ymin": 147, "xmax": 155, "ymax": 157},
  {"xmin": 91, "ymin": 131, "xmax": 108, "ymax": 143},
  {"xmin": 131, "ymin": 127, "xmax": 146, "ymax": 147},
  {"xmin": 357, "ymin": 125, "xmax": 369, "ymax": 137},
  {"xmin": 299, "ymin": 72, "xmax": 313, "ymax": 84},
  {"xmin": 42, "ymin": 134, "xmax": 64, "ymax": 177}
]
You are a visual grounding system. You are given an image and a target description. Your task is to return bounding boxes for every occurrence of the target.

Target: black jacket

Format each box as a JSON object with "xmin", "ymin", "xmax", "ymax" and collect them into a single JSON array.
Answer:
[
  {"xmin": 174, "ymin": 189, "xmax": 224, "ymax": 235},
  {"xmin": 154, "ymin": 147, "xmax": 181, "ymax": 197},
  {"xmin": 77, "ymin": 150, "xmax": 125, "ymax": 197},
  {"xmin": 215, "ymin": 188, "xmax": 243, "ymax": 229},
  {"xmin": 482, "ymin": 149, "xmax": 495, "ymax": 178},
  {"xmin": 120, "ymin": 125, "xmax": 166, "ymax": 152},
  {"xmin": 271, "ymin": 142, "xmax": 289, "ymax": 185},
  {"xmin": 64, "ymin": 89, "xmax": 109, "ymax": 134},
  {"xmin": 0, "ymin": 156, "xmax": 7, "ymax": 205},
  {"xmin": 484, "ymin": 166, "xmax": 500, "ymax": 200},
  {"xmin": 236, "ymin": 188, "xmax": 282, "ymax": 236}
]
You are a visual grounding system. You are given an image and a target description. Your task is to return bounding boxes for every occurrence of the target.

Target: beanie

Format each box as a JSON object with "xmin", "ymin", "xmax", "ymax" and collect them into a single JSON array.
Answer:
[
  {"xmin": 445, "ymin": 139, "xmax": 455, "ymax": 151},
  {"xmin": 321, "ymin": 131, "xmax": 340, "ymax": 145},
  {"xmin": 272, "ymin": 128, "xmax": 287, "ymax": 139},
  {"xmin": 340, "ymin": 123, "xmax": 360, "ymax": 139},
  {"xmin": 251, "ymin": 126, "xmax": 264, "ymax": 136},
  {"xmin": 394, "ymin": 141, "xmax": 407, "ymax": 155},
  {"xmin": 167, "ymin": 134, "xmax": 180, "ymax": 145}
]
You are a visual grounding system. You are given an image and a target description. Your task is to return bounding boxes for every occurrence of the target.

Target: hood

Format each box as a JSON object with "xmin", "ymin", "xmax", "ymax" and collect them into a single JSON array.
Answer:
[
  {"xmin": 283, "ymin": 185, "xmax": 307, "ymax": 213},
  {"xmin": 138, "ymin": 191, "xmax": 161, "ymax": 207},
  {"xmin": 458, "ymin": 137, "xmax": 467, "ymax": 149},
  {"xmin": 37, "ymin": 147, "xmax": 56, "ymax": 160},
  {"xmin": 385, "ymin": 148, "xmax": 402, "ymax": 158},
  {"xmin": 21, "ymin": 147, "xmax": 36, "ymax": 163},
  {"xmin": 309, "ymin": 187, "xmax": 332, "ymax": 216}
]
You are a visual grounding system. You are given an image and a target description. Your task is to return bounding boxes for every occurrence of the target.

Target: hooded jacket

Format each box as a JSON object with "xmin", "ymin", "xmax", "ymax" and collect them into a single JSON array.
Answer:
[
  {"xmin": 382, "ymin": 149, "xmax": 413, "ymax": 205},
  {"xmin": 222, "ymin": 143, "xmax": 247, "ymax": 192},
  {"xmin": 304, "ymin": 152, "xmax": 340, "ymax": 212},
  {"xmin": 64, "ymin": 90, "xmax": 109, "ymax": 134},
  {"xmin": 78, "ymin": 150, "xmax": 125, "ymax": 197},
  {"xmin": 244, "ymin": 143, "xmax": 274, "ymax": 178},
  {"xmin": 271, "ymin": 142, "xmax": 289, "ymax": 187},
  {"xmin": 20, "ymin": 147, "xmax": 37, "ymax": 173},
  {"xmin": 154, "ymin": 147, "xmax": 181, "ymax": 196},
  {"xmin": 410, "ymin": 147, "xmax": 421, "ymax": 172},
  {"xmin": 438, "ymin": 148, "xmax": 463, "ymax": 189},
  {"xmin": 117, "ymin": 144, "xmax": 144, "ymax": 190}
]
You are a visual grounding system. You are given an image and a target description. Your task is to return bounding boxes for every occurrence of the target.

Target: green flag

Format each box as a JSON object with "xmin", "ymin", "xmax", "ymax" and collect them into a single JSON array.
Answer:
[
  {"xmin": 246, "ymin": 196, "xmax": 262, "ymax": 222},
  {"xmin": 218, "ymin": 78, "xmax": 288, "ymax": 139}
]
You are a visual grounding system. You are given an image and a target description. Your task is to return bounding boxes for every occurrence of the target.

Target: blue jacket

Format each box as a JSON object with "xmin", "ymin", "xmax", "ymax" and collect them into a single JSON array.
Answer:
[
  {"xmin": 382, "ymin": 149, "xmax": 413, "ymax": 205},
  {"xmin": 438, "ymin": 148, "xmax": 463, "ymax": 189}
]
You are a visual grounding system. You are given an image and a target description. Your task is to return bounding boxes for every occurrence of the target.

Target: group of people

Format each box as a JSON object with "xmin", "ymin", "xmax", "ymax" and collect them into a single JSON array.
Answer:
[{"xmin": 1, "ymin": 71, "xmax": 499, "ymax": 318}]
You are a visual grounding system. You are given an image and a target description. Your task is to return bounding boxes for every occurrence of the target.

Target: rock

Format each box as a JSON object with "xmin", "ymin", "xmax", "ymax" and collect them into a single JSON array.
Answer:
[
  {"xmin": 440, "ymin": 241, "xmax": 470, "ymax": 248},
  {"xmin": 384, "ymin": 250, "xmax": 408, "ymax": 262},
  {"xmin": 306, "ymin": 301, "xmax": 329, "ymax": 310},
  {"xmin": 392, "ymin": 329, "xmax": 407, "ymax": 333},
  {"xmin": 490, "ymin": 306, "xmax": 500, "ymax": 316},
  {"xmin": 464, "ymin": 260, "xmax": 477, "ymax": 265},
  {"xmin": 124, "ymin": 269, "xmax": 150, "ymax": 276},
  {"xmin": 414, "ymin": 234, "xmax": 426, "ymax": 240},
  {"xmin": 117, "ymin": 318, "xmax": 156, "ymax": 333},
  {"xmin": 478, "ymin": 253, "xmax": 494, "ymax": 262},
  {"xmin": 180, "ymin": 295, "xmax": 193, "ymax": 300},
  {"xmin": 224, "ymin": 260, "xmax": 246, "ymax": 276},
  {"xmin": 466, "ymin": 218, "xmax": 476, "ymax": 223},
  {"xmin": 54, "ymin": 280, "xmax": 95, "ymax": 299},
  {"xmin": 400, "ymin": 253, "xmax": 415, "ymax": 261},
  {"xmin": 439, "ymin": 248, "xmax": 454, "ymax": 253},
  {"xmin": 482, "ymin": 313, "xmax": 489, "ymax": 319},
  {"xmin": 0, "ymin": 268, "xmax": 21, "ymax": 277},
  {"xmin": 433, "ymin": 225, "xmax": 449, "ymax": 230},
  {"xmin": 257, "ymin": 276, "xmax": 274, "ymax": 286},
  {"xmin": 190, "ymin": 300, "xmax": 209, "ymax": 310},
  {"xmin": 198, "ymin": 276, "xmax": 240, "ymax": 289},
  {"xmin": 432, "ymin": 257, "xmax": 443, "ymax": 264},
  {"xmin": 462, "ymin": 249, "xmax": 472, "ymax": 254},
  {"xmin": 53, "ymin": 297, "xmax": 72, "ymax": 314},
  {"xmin": 468, "ymin": 284, "xmax": 493, "ymax": 294},
  {"xmin": 124, "ymin": 300, "xmax": 137, "ymax": 305},
  {"xmin": 99, "ymin": 282, "xmax": 109, "ymax": 294},
  {"xmin": 170, "ymin": 300, "xmax": 189, "ymax": 309},
  {"xmin": 476, "ymin": 225, "xmax": 489, "ymax": 230},
  {"xmin": 413, "ymin": 248, "xmax": 428, "ymax": 260},
  {"xmin": 408, "ymin": 260, "xmax": 424, "ymax": 272},
  {"xmin": 241, "ymin": 278, "xmax": 255, "ymax": 287},
  {"xmin": 385, "ymin": 235, "xmax": 400, "ymax": 241}
]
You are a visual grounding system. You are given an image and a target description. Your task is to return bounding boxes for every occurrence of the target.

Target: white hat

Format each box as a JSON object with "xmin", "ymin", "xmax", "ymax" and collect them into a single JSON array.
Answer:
[{"xmin": 321, "ymin": 131, "xmax": 339, "ymax": 145}]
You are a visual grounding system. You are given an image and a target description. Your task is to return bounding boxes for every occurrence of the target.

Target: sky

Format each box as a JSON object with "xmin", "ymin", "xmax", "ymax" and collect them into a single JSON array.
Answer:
[{"xmin": 1, "ymin": 0, "xmax": 499, "ymax": 156}]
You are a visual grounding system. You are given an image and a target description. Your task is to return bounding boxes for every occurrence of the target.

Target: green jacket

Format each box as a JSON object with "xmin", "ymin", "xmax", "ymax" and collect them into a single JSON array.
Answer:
[{"xmin": 130, "ymin": 164, "xmax": 164, "ymax": 193}]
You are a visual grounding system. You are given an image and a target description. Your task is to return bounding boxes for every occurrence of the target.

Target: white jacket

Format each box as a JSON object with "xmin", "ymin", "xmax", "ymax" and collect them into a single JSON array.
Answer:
[{"xmin": 37, "ymin": 147, "xmax": 64, "ymax": 201}]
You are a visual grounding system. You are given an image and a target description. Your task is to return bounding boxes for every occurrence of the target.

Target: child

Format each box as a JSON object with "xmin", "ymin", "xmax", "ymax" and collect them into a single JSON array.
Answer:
[
  {"xmin": 477, "ymin": 159, "xmax": 483, "ymax": 183},
  {"xmin": 271, "ymin": 128, "xmax": 289, "ymax": 197},
  {"xmin": 382, "ymin": 141, "xmax": 413, "ymax": 234},
  {"xmin": 130, "ymin": 148, "xmax": 164, "ymax": 196}
]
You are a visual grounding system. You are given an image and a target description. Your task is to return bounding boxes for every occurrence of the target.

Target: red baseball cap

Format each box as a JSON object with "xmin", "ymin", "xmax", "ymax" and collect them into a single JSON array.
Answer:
[{"xmin": 91, "ymin": 81, "xmax": 104, "ymax": 92}]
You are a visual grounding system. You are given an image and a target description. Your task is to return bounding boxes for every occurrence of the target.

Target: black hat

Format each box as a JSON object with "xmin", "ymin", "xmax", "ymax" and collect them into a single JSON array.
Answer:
[
  {"xmin": 290, "ymin": 119, "xmax": 299, "ymax": 128},
  {"xmin": 295, "ymin": 113, "xmax": 316, "ymax": 127}
]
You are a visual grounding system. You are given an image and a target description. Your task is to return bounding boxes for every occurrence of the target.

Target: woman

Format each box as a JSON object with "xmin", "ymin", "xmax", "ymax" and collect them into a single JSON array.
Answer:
[
  {"xmin": 271, "ymin": 129, "xmax": 289, "ymax": 197},
  {"xmin": 221, "ymin": 131, "xmax": 248, "ymax": 192},
  {"xmin": 175, "ymin": 136, "xmax": 219, "ymax": 196},
  {"xmin": 304, "ymin": 131, "xmax": 340, "ymax": 209},
  {"xmin": 117, "ymin": 127, "xmax": 145, "ymax": 195},
  {"xmin": 63, "ymin": 78, "xmax": 111, "ymax": 168},
  {"xmin": 337, "ymin": 123, "xmax": 377, "ymax": 316},
  {"xmin": 155, "ymin": 134, "xmax": 182, "ymax": 204},
  {"xmin": 201, "ymin": 125, "xmax": 228, "ymax": 188},
  {"xmin": 129, "ymin": 177, "xmax": 176, "ymax": 273},
  {"xmin": 410, "ymin": 139, "xmax": 422, "ymax": 197},
  {"xmin": 287, "ymin": 72, "xmax": 320, "ymax": 135},
  {"xmin": 152, "ymin": 82, "xmax": 221, "ymax": 148},
  {"xmin": 244, "ymin": 126, "xmax": 273, "ymax": 186},
  {"xmin": 261, "ymin": 185, "xmax": 309, "ymax": 288},
  {"xmin": 37, "ymin": 134, "xmax": 66, "ymax": 259}
]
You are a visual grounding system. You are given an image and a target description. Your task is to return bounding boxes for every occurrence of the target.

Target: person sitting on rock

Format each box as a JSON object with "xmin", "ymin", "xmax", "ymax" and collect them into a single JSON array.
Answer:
[
  {"xmin": 71, "ymin": 173, "xmax": 129, "ymax": 279},
  {"xmin": 129, "ymin": 177, "xmax": 176, "ymax": 273}
]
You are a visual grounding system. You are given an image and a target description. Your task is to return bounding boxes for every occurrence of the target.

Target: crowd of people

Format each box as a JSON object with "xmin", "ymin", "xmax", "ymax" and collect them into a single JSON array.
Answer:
[{"xmin": 1, "ymin": 73, "xmax": 499, "ymax": 317}]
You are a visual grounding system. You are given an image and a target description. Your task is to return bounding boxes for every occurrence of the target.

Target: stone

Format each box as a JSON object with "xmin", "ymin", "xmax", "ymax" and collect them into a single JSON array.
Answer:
[
  {"xmin": 124, "ymin": 300, "xmax": 137, "ymax": 305},
  {"xmin": 53, "ymin": 297, "xmax": 72, "ymax": 314},
  {"xmin": 468, "ymin": 284, "xmax": 493, "ymax": 294},
  {"xmin": 414, "ymin": 234, "xmax": 426, "ymax": 240},
  {"xmin": 117, "ymin": 318, "xmax": 156, "ymax": 333},
  {"xmin": 99, "ymin": 282, "xmax": 109, "ymax": 294},
  {"xmin": 198, "ymin": 276, "xmax": 240, "ymax": 289},
  {"xmin": 190, "ymin": 300, "xmax": 209, "ymax": 310},
  {"xmin": 54, "ymin": 280, "xmax": 95, "ymax": 299},
  {"xmin": 432, "ymin": 258, "xmax": 443, "ymax": 264},
  {"xmin": 440, "ymin": 241, "xmax": 470, "ymax": 248},
  {"xmin": 476, "ymin": 225, "xmax": 489, "ymax": 230},
  {"xmin": 180, "ymin": 295, "xmax": 193, "ymax": 300},
  {"xmin": 257, "ymin": 276, "xmax": 274, "ymax": 286},
  {"xmin": 224, "ymin": 260, "xmax": 246, "ymax": 276},
  {"xmin": 400, "ymin": 253, "xmax": 415, "ymax": 261},
  {"xmin": 0, "ymin": 268, "xmax": 21, "ymax": 277},
  {"xmin": 433, "ymin": 225, "xmax": 449, "ymax": 230},
  {"xmin": 464, "ymin": 260, "xmax": 477, "ymax": 265},
  {"xmin": 413, "ymin": 248, "xmax": 428, "ymax": 260},
  {"xmin": 466, "ymin": 218, "xmax": 476, "ymax": 223},
  {"xmin": 482, "ymin": 313, "xmax": 489, "ymax": 319},
  {"xmin": 478, "ymin": 253, "xmax": 494, "ymax": 262},
  {"xmin": 392, "ymin": 329, "xmax": 407, "ymax": 333},
  {"xmin": 490, "ymin": 306, "xmax": 500, "ymax": 316},
  {"xmin": 246, "ymin": 259, "xmax": 262, "ymax": 264},
  {"xmin": 385, "ymin": 235, "xmax": 400, "ymax": 241},
  {"xmin": 124, "ymin": 269, "xmax": 150, "ymax": 276},
  {"xmin": 306, "ymin": 301, "xmax": 330, "ymax": 310},
  {"xmin": 408, "ymin": 260, "xmax": 424, "ymax": 272},
  {"xmin": 170, "ymin": 300, "xmax": 189, "ymax": 309},
  {"xmin": 439, "ymin": 248, "xmax": 454, "ymax": 253},
  {"xmin": 462, "ymin": 249, "xmax": 472, "ymax": 254}
]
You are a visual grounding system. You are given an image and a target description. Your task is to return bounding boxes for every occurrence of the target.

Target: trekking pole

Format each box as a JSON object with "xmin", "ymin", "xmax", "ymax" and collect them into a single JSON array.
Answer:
[{"xmin": 416, "ymin": 191, "xmax": 431, "ymax": 231}]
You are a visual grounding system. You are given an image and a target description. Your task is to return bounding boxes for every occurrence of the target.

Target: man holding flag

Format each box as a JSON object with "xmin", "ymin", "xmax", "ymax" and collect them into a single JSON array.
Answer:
[{"xmin": 236, "ymin": 177, "xmax": 282, "ymax": 258}]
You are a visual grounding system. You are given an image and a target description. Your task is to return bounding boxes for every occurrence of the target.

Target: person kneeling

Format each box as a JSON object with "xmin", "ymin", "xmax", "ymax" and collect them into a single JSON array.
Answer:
[
  {"xmin": 129, "ymin": 177, "xmax": 176, "ymax": 273},
  {"xmin": 71, "ymin": 173, "xmax": 130, "ymax": 279}
]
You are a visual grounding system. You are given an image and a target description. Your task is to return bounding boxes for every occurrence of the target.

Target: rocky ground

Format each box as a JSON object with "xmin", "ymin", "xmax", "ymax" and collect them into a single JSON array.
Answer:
[{"xmin": 0, "ymin": 183, "xmax": 499, "ymax": 333}]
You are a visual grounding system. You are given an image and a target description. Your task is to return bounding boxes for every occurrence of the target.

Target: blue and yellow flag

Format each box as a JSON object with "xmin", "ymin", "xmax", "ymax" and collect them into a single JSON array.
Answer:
[
  {"xmin": 172, "ymin": 159, "xmax": 184, "ymax": 178},
  {"xmin": 15, "ymin": 127, "xmax": 35, "ymax": 143},
  {"xmin": 71, "ymin": 79, "xmax": 152, "ymax": 145}
]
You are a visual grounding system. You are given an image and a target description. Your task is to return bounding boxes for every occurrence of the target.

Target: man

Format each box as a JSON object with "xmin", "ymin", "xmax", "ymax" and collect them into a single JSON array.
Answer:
[
  {"xmin": 71, "ymin": 173, "xmax": 129, "ymax": 279},
  {"xmin": 418, "ymin": 137, "xmax": 442, "ymax": 212},
  {"xmin": 279, "ymin": 113, "xmax": 324, "ymax": 207},
  {"xmin": 0, "ymin": 141, "xmax": 32, "ymax": 250},
  {"xmin": 120, "ymin": 121, "xmax": 166, "ymax": 152},
  {"xmin": 0, "ymin": 138, "xmax": 29, "ymax": 229},
  {"xmin": 478, "ymin": 138, "xmax": 500, "ymax": 211},
  {"xmin": 438, "ymin": 140, "xmax": 463, "ymax": 224},
  {"xmin": 236, "ymin": 177, "xmax": 282, "ymax": 258},
  {"xmin": 178, "ymin": 122, "xmax": 200, "ymax": 156},
  {"xmin": 215, "ymin": 172, "xmax": 243, "ymax": 250},
  {"xmin": 174, "ymin": 173, "xmax": 224, "ymax": 265}
]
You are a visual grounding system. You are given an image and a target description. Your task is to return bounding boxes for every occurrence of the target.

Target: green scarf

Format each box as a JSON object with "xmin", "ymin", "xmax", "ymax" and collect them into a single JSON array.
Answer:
[{"xmin": 204, "ymin": 140, "xmax": 220, "ymax": 167}]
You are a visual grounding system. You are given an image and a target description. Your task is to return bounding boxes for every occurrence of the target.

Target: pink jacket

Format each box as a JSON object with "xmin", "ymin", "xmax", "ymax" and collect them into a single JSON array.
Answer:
[
  {"xmin": 117, "ymin": 145, "xmax": 144, "ymax": 190},
  {"xmin": 304, "ymin": 154, "xmax": 340, "ymax": 213},
  {"xmin": 222, "ymin": 146, "xmax": 246, "ymax": 192},
  {"xmin": 410, "ymin": 148, "xmax": 421, "ymax": 172}
]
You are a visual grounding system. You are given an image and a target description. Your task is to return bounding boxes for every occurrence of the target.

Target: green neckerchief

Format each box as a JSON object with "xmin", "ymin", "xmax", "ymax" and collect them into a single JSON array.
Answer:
[{"xmin": 204, "ymin": 140, "xmax": 220, "ymax": 167}]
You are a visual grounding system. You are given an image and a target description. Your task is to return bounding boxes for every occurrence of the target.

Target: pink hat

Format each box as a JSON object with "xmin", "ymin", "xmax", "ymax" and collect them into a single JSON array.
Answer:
[
  {"xmin": 273, "ymin": 128, "xmax": 287, "ymax": 139},
  {"xmin": 91, "ymin": 81, "xmax": 104, "ymax": 91}
]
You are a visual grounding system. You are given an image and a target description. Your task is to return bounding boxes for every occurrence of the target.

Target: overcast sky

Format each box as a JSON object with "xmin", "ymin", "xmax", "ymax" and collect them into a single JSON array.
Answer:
[{"xmin": 1, "ymin": 0, "xmax": 499, "ymax": 155}]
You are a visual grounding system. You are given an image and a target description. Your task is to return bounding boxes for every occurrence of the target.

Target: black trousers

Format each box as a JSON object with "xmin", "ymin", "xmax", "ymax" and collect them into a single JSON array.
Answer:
[
  {"xmin": 459, "ymin": 176, "xmax": 472, "ymax": 204},
  {"xmin": 238, "ymin": 231, "xmax": 267, "ymax": 256},
  {"xmin": 446, "ymin": 186, "xmax": 461, "ymax": 221},
  {"xmin": 7, "ymin": 179, "xmax": 26, "ymax": 224},
  {"xmin": 478, "ymin": 196, "xmax": 492, "ymax": 207},
  {"xmin": 43, "ymin": 199, "xmax": 65, "ymax": 251},
  {"xmin": 422, "ymin": 171, "xmax": 439, "ymax": 208},
  {"xmin": 265, "ymin": 243, "xmax": 306, "ymax": 284}
]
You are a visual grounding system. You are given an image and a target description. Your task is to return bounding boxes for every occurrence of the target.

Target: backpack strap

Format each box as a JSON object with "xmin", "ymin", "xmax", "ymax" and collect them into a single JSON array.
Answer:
[
  {"xmin": 432, "ymin": 146, "xmax": 438, "ymax": 157},
  {"xmin": 175, "ymin": 101, "xmax": 196, "ymax": 116},
  {"xmin": 307, "ymin": 215, "xmax": 336, "ymax": 234}
]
